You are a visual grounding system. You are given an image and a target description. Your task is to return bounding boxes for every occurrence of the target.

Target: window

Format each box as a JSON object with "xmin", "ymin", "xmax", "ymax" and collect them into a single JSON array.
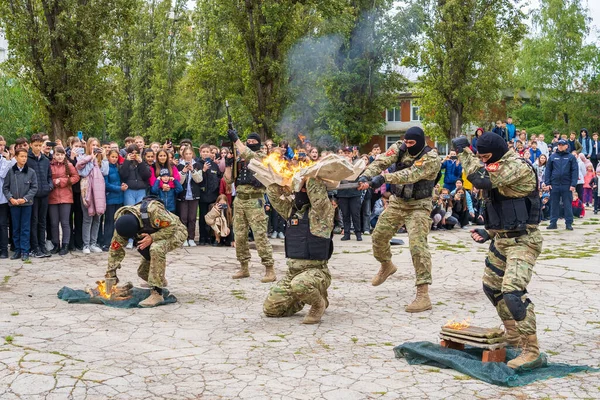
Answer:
[
  {"xmin": 386, "ymin": 135, "xmax": 402, "ymax": 150},
  {"xmin": 387, "ymin": 108, "xmax": 400, "ymax": 122},
  {"xmin": 411, "ymin": 101, "xmax": 423, "ymax": 121}
]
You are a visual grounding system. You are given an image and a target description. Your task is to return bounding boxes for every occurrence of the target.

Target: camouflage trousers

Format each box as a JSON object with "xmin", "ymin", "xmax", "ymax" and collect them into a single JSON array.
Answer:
[
  {"xmin": 137, "ymin": 225, "xmax": 187, "ymax": 288},
  {"xmin": 371, "ymin": 196, "xmax": 433, "ymax": 286},
  {"xmin": 233, "ymin": 196, "xmax": 274, "ymax": 267},
  {"xmin": 263, "ymin": 260, "xmax": 331, "ymax": 317},
  {"xmin": 483, "ymin": 229, "xmax": 543, "ymax": 336}
]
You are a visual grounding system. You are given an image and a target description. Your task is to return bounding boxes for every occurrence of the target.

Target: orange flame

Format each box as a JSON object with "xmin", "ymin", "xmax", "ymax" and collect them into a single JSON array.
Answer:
[
  {"xmin": 444, "ymin": 317, "xmax": 471, "ymax": 330},
  {"xmin": 96, "ymin": 280, "xmax": 117, "ymax": 299},
  {"xmin": 298, "ymin": 133, "xmax": 306, "ymax": 144},
  {"xmin": 262, "ymin": 151, "xmax": 313, "ymax": 180}
]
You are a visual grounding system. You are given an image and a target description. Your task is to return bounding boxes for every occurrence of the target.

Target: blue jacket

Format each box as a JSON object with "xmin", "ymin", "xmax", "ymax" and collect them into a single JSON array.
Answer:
[
  {"xmin": 506, "ymin": 123, "xmax": 516, "ymax": 141},
  {"xmin": 151, "ymin": 179, "xmax": 183, "ymax": 212},
  {"xmin": 545, "ymin": 151, "xmax": 578, "ymax": 187},
  {"xmin": 104, "ymin": 163, "xmax": 124, "ymax": 205},
  {"xmin": 441, "ymin": 159, "xmax": 463, "ymax": 185},
  {"xmin": 27, "ymin": 149, "xmax": 53, "ymax": 197}
]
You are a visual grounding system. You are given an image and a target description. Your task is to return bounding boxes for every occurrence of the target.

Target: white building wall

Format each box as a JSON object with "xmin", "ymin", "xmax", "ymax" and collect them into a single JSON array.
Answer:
[{"xmin": 0, "ymin": 30, "xmax": 7, "ymax": 62}]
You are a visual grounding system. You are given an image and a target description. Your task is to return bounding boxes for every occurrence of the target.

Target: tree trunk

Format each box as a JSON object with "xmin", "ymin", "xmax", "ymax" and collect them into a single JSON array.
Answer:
[
  {"xmin": 448, "ymin": 104, "xmax": 464, "ymax": 140},
  {"xmin": 49, "ymin": 112, "xmax": 67, "ymax": 141}
]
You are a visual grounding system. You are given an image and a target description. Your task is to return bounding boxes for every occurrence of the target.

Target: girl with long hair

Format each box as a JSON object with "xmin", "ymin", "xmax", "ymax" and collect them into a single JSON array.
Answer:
[
  {"xmin": 177, "ymin": 146, "xmax": 203, "ymax": 246},
  {"xmin": 205, "ymin": 194, "xmax": 233, "ymax": 246}
]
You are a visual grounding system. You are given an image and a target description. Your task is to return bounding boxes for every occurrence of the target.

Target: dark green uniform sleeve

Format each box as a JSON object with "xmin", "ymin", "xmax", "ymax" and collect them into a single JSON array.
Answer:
[
  {"xmin": 385, "ymin": 149, "xmax": 441, "ymax": 185},
  {"xmin": 306, "ymin": 178, "xmax": 334, "ymax": 238},
  {"xmin": 362, "ymin": 142, "xmax": 401, "ymax": 178},
  {"xmin": 266, "ymin": 183, "xmax": 293, "ymax": 219}
]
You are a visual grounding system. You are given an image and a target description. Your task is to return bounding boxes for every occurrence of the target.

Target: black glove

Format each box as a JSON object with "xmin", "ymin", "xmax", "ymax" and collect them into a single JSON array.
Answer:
[
  {"xmin": 399, "ymin": 142, "xmax": 407, "ymax": 152},
  {"xmin": 451, "ymin": 136, "xmax": 470, "ymax": 153},
  {"xmin": 225, "ymin": 155, "xmax": 234, "ymax": 167},
  {"xmin": 370, "ymin": 175, "xmax": 385, "ymax": 188},
  {"xmin": 358, "ymin": 175, "xmax": 370, "ymax": 184},
  {"xmin": 472, "ymin": 228, "xmax": 490, "ymax": 244},
  {"xmin": 227, "ymin": 129, "xmax": 239, "ymax": 143}
]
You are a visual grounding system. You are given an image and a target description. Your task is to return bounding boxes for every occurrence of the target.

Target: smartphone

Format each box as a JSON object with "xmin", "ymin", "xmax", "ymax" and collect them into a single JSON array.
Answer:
[
  {"xmin": 94, "ymin": 148, "xmax": 102, "ymax": 154},
  {"xmin": 76, "ymin": 147, "xmax": 85, "ymax": 156},
  {"xmin": 77, "ymin": 131, "xmax": 83, "ymax": 140},
  {"xmin": 298, "ymin": 152, "xmax": 306, "ymax": 158},
  {"xmin": 46, "ymin": 141, "xmax": 57, "ymax": 147},
  {"xmin": 220, "ymin": 204, "xmax": 228, "ymax": 210},
  {"xmin": 204, "ymin": 157, "xmax": 212, "ymax": 164}
]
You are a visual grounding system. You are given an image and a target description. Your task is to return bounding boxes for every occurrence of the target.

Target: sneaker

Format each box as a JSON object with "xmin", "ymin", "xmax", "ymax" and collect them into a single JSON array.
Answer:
[
  {"xmin": 566, "ymin": 225, "xmax": 573, "ymax": 231},
  {"xmin": 341, "ymin": 235, "xmax": 351, "ymax": 241},
  {"xmin": 0, "ymin": 250, "xmax": 8, "ymax": 259},
  {"xmin": 546, "ymin": 224, "xmax": 557, "ymax": 230},
  {"xmin": 126, "ymin": 241, "xmax": 133, "ymax": 250},
  {"xmin": 363, "ymin": 231, "xmax": 370, "ymax": 236},
  {"xmin": 278, "ymin": 232, "xmax": 285, "ymax": 239},
  {"xmin": 270, "ymin": 232, "xmax": 278, "ymax": 239},
  {"xmin": 21, "ymin": 253, "xmax": 29, "ymax": 262},
  {"xmin": 102, "ymin": 245, "xmax": 109, "ymax": 252},
  {"xmin": 90, "ymin": 245, "xmax": 103, "ymax": 253},
  {"xmin": 40, "ymin": 247, "xmax": 52, "ymax": 258},
  {"xmin": 188, "ymin": 240, "xmax": 197, "ymax": 247},
  {"xmin": 33, "ymin": 249, "xmax": 45, "ymax": 258},
  {"xmin": 82, "ymin": 246, "xmax": 91, "ymax": 254},
  {"xmin": 10, "ymin": 251, "xmax": 22, "ymax": 260},
  {"xmin": 183, "ymin": 240, "xmax": 189, "ymax": 247}
]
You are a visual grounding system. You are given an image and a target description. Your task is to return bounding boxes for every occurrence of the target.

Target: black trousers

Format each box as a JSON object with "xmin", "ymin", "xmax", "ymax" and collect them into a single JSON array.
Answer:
[
  {"xmin": 269, "ymin": 208, "xmax": 286, "ymax": 233},
  {"xmin": 338, "ymin": 196, "xmax": 361, "ymax": 236},
  {"xmin": 69, "ymin": 193, "xmax": 84, "ymax": 249},
  {"xmin": 48, "ymin": 203, "xmax": 72, "ymax": 245},
  {"xmin": 0, "ymin": 203, "xmax": 9, "ymax": 252},
  {"xmin": 103, "ymin": 204, "xmax": 121, "ymax": 247},
  {"xmin": 198, "ymin": 202, "xmax": 211, "ymax": 241},
  {"xmin": 30, "ymin": 196, "xmax": 49, "ymax": 251}
]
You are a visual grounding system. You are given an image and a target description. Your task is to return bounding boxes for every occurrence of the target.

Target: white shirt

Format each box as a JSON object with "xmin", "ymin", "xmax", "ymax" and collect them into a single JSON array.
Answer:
[{"xmin": 536, "ymin": 140, "xmax": 549, "ymax": 156}]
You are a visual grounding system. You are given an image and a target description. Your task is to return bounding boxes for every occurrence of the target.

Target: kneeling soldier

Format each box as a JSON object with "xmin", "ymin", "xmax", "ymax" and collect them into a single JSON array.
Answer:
[
  {"xmin": 106, "ymin": 197, "xmax": 187, "ymax": 307},
  {"xmin": 263, "ymin": 178, "xmax": 333, "ymax": 324}
]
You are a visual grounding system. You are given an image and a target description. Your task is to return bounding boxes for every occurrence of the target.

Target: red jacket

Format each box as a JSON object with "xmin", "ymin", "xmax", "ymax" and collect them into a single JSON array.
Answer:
[{"xmin": 48, "ymin": 160, "xmax": 80, "ymax": 204}]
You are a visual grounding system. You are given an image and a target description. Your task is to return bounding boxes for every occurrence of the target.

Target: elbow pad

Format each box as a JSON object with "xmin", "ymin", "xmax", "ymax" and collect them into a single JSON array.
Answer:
[{"xmin": 467, "ymin": 168, "xmax": 492, "ymax": 190}]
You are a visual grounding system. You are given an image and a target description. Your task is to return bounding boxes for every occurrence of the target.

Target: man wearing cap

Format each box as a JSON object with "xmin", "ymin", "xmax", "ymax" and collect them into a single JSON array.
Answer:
[
  {"xmin": 357, "ymin": 126, "xmax": 441, "ymax": 313},
  {"xmin": 544, "ymin": 139, "xmax": 578, "ymax": 230},
  {"xmin": 452, "ymin": 132, "xmax": 544, "ymax": 369},
  {"xmin": 224, "ymin": 130, "xmax": 275, "ymax": 283},
  {"xmin": 106, "ymin": 197, "xmax": 187, "ymax": 307}
]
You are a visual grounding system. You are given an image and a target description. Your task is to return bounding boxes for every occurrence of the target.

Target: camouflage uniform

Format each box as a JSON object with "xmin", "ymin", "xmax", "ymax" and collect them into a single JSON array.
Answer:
[
  {"xmin": 460, "ymin": 148, "xmax": 542, "ymax": 336},
  {"xmin": 263, "ymin": 178, "xmax": 333, "ymax": 317},
  {"xmin": 225, "ymin": 148, "xmax": 274, "ymax": 269},
  {"xmin": 106, "ymin": 201, "xmax": 187, "ymax": 287},
  {"xmin": 362, "ymin": 142, "xmax": 441, "ymax": 286}
]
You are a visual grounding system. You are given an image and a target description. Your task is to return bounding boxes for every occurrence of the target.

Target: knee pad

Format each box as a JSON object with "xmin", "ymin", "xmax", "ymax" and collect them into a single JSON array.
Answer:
[
  {"xmin": 503, "ymin": 290, "xmax": 531, "ymax": 321},
  {"xmin": 483, "ymin": 284, "xmax": 502, "ymax": 306}
]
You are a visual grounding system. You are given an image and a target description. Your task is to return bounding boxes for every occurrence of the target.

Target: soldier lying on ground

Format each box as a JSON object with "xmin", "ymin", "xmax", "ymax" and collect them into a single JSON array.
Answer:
[
  {"xmin": 106, "ymin": 196, "xmax": 187, "ymax": 307},
  {"xmin": 263, "ymin": 177, "xmax": 334, "ymax": 324}
]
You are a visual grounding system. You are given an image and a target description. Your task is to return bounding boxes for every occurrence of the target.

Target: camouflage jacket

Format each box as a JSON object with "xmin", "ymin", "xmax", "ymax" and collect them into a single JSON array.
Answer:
[
  {"xmin": 225, "ymin": 147, "xmax": 266, "ymax": 195},
  {"xmin": 363, "ymin": 142, "xmax": 441, "ymax": 186},
  {"xmin": 106, "ymin": 201, "xmax": 184, "ymax": 275},
  {"xmin": 459, "ymin": 148, "xmax": 537, "ymax": 198},
  {"xmin": 266, "ymin": 177, "xmax": 333, "ymax": 239}
]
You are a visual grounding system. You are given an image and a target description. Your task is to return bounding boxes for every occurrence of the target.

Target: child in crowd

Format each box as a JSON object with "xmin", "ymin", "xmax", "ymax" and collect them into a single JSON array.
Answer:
[
  {"xmin": 370, "ymin": 191, "xmax": 390, "ymax": 229},
  {"xmin": 583, "ymin": 165, "xmax": 595, "ymax": 207},
  {"xmin": 205, "ymin": 194, "xmax": 233, "ymax": 247},
  {"xmin": 3, "ymin": 149, "xmax": 38, "ymax": 261},
  {"xmin": 540, "ymin": 194, "xmax": 551, "ymax": 221},
  {"xmin": 197, "ymin": 144, "xmax": 221, "ymax": 245},
  {"xmin": 529, "ymin": 141, "xmax": 541, "ymax": 164},
  {"xmin": 27, "ymin": 134, "xmax": 53, "ymax": 258},
  {"xmin": 572, "ymin": 192, "xmax": 585, "ymax": 218},
  {"xmin": 0, "ymin": 135, "xmax": 14, "ymax": 259},
  {"xmin": 151, "ymin": 168, "xmax": 183, "ymax": 213},
  {"xmin": 103, "ymin": 150, "xmax": 125, "ymax": 250},
  {"xmin": 76, "ymin": 138, "xmax": 106, "ymax": 254},
  {"xmin": 48, "ymin": 147, "xmax": 80, "ymax": 255},
  {"xmin": 177, "ymin": 146, "xmax": 203, "ymax": 246},
  {"xmin": 150, "ymin": 149, "xmax": 181, "ymax": 188}
]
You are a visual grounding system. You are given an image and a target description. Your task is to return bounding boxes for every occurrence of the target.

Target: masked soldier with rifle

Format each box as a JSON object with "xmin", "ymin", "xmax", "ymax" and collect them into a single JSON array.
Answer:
[
  {"xmin": 453, "ymin": 132, "xmax": 544, "ymax": 370},
  {"xmin": 263, "ymin": 177, "xmax": 335, "ymax": 324},
  {"xmin": 106, "ymin": 196, "xmax": 187, "ymax": 307},
  {"xmin": 224, "ymin": 129, "xmax": 275, "ymax": 283},
  {"xmin": 356, "ymin": 126, "xmax": 441, "ymax": 313}
]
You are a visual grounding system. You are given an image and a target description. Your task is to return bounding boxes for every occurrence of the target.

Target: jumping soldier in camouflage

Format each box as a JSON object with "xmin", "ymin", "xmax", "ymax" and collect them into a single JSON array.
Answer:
[
  {"xmin": 106, "ymin": 197, "xmax": 187, "ymax": 307},
  {"xmin": 357, "ymin": 126, "xmax": 441, "ymax": 313},
  {"xmin": 263, "ymin": 177, "xmax": 334, "ymax": 324},
  {"xmin": 224, "ymin": 129, "xmax": 275, "ymax": 283},
  {"xmin": 453, "ymin": 132, "xmax": 544, "ymax": 370}
]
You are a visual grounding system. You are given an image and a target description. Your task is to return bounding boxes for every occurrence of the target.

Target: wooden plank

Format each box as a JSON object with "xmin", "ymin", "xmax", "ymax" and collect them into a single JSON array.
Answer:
[
  {"xmin": 441, "ymin": 331, "xmax": 506, "ymax": 344},
  {"xmin": 439, "ymin": 334, "xmax": 506, "ymax": 350},
  {"xmin": 441, "ymin": 325, "xmax": 504, "ymax": 338}
]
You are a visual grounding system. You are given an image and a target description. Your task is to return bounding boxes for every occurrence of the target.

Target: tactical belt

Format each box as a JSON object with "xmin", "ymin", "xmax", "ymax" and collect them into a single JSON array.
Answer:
[
  {"xmin": 495, "ymin": 228, "xmax": 534, "ymax": 239},
  {"xmin": 236, "ymin": 192, "xmax": 264, "ymax": 200}
]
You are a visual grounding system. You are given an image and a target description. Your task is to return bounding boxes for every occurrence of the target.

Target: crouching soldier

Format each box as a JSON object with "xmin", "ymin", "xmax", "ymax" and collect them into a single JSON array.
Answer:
[
  {"xmin": 106, "ymin": 196, "xmax": 187, "ymax": 307},
  {"xmin": 263, "ymin": 178, "xmax": 334, "ymax": 324}
]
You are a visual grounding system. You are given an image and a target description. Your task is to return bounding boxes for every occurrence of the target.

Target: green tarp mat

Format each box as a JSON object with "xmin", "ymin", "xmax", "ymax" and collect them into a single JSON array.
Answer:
[
  {"xmin": 57, "ymin": 286, "xmax": 177, "ymax": 308},
  {"xmin": 394, "ymin": 341, "xmax": 599, "ymax": 387}
]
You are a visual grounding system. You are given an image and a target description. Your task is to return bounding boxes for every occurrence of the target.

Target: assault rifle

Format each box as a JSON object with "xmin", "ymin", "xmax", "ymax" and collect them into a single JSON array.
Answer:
[{"xmin": 225, "ymin": 100, "xmax": 238, "ymax": 179}]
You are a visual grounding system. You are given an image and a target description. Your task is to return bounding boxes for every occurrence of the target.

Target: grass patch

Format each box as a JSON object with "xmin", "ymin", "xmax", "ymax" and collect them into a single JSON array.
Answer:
[
  {"xmin": 267, "ymin": 340, "xmax": 282, "ymax": 343},
  {"xmin": 10, "ymin": 311, "xmax": 18, "ymax": 316},
  {"xmin": 351, "ymin": 337, "xmax": 358, "ymax": 343},
  {"xmin": 3, "ymin": 276, "xmax": 10, "ymax": 283},
  {"xmin": 275, "ymin": 334, "xmax": 287, "ymax": 339},
  {"xmin": 383, "ymin": 342, "xmax": 394, "ymax": 346},
  {"xmin": 435, "ymin": 301, "xmax": 447, "ymax": 306},
  {"xmin": 586, "ymin": 321, "xmax": 600, "ymax": 326},
  {"xmin": 546, "ymin": 350, "xmax": 560, "ymax": 356},
  {"xmin": 453, "ymin": 375, "xmax": 472, "ymax": 381},
  {"xmin": 4, "ymin": 335, "xmax": 14, "ymax": 344},
  {"xmin": 317, "ymin": 339, "xmax": 332, "ymax": 350},
  {"xmin": 230, "ymin": 290, "xmax": 247, "ymax": 300},
  {"xmin": 543, "ymin": 327, "xmax": 552, "ymax": 332},
  {"xmin": 426, "ymin": 368, "xmax": 440, "ymax": 373}
]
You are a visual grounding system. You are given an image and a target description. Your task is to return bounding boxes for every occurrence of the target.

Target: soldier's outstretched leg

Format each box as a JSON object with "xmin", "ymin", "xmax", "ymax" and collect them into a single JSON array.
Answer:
[
  {"xmin": 233, "ymin": 198, "xmax": 251, "ymax": 279},
  {"xmin": 404, "ymin": 205, "xmax": 433, "ymax": 313},
  {"xmin": 370, "ymin": 199, "xmax": 404, "ymax": 286},
  {"xmin": 290, "ymin": 267, "xmax": 331, "ymax": 324},
  {"xmin": 137, "ymin": 258, "xmax": 150, "ymax": 283}
]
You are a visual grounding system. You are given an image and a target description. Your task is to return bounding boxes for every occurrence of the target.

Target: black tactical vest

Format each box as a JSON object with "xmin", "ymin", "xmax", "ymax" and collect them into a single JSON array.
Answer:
[
  {"xmin": 483, "ymin": 160, "xmax": 540, "ymax": 231},
  {"xmin": 136, "ymin": 197, "xmax": 161, "ymax": 260},
  {"xmin": 236, "ymin": 160, "xmax": 264, "ymax": 188},
  {"xmin": 390, "ymin": 146, "xmax": 439, "ymax": 200},
  {"xmin": 284, "ymin": 210, "xmax": 333, "ymax": 261}
]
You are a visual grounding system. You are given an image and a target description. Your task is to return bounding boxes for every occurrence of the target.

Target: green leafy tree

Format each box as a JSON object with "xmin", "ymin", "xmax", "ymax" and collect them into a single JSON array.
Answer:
[
  {"xmin": 516, "ymin": 0, "xmax": 599, "ymax": 133},
  {"xmin": 0, "ymin": 0, "xmax": 125, "ymax": 140},
  {"xmin": 404, "ymin": 0, "xmax": 525, "ymax": 141},
  {"xmin": 0, "ymin": 76, "xmax": 46, "ymax": 141}
]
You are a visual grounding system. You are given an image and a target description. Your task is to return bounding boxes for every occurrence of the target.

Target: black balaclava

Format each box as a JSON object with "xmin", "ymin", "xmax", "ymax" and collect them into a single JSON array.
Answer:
[
  {"xmin": 404, "ymin": 126, "xmax": 426, "ymax": 156},
  {"xmin": 476, "ymin": 132, "xmax": 508, "ymax": 164},
  {"xmin": 115, "ymin": 213, "xmax": 141, "ymax": 239},
  {"xmin": 294, "ymin": 188, "xmax": 310, "ymax": 210},
  {"xmin": 246, "ymin": 132, "xmax": 261, "ymax": 152}
]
